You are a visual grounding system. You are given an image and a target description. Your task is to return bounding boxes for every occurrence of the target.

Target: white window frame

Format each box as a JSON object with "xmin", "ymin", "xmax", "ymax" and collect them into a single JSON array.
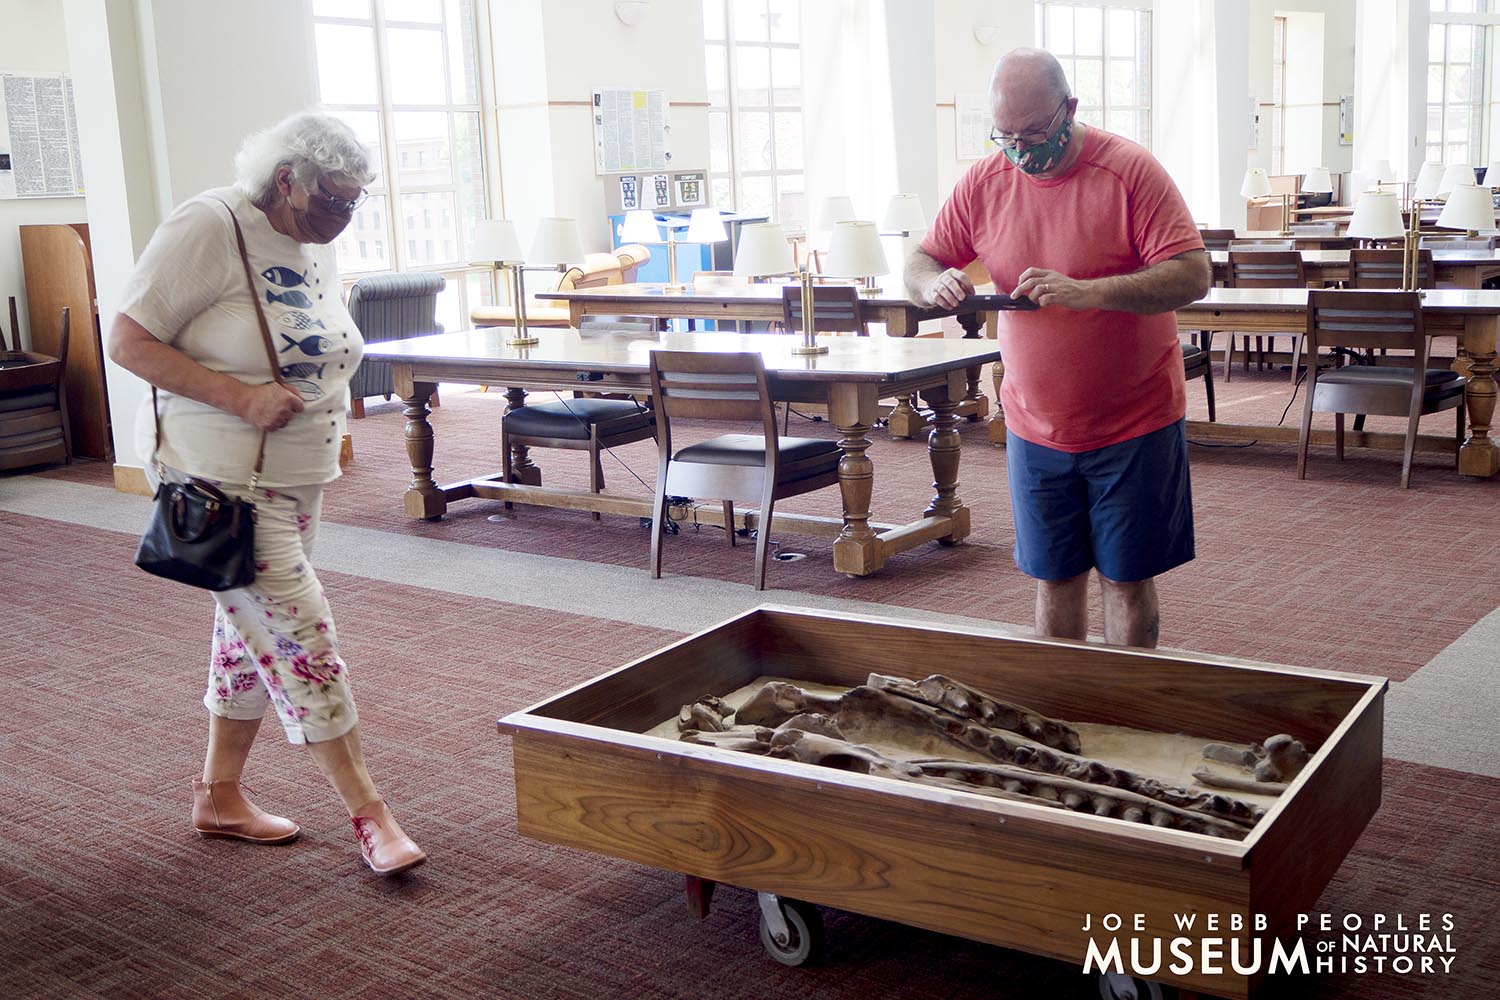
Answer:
[
  {"xmin": 1035, "ymin": 1, "xmax": 1153, "ymax": 150},
  {"xmin": 1271, "ymin": 15, "xmax": 1288, "ymax": 176},
  {"xmin": 311, "ymin": 0, "xmax": 494, "ymax": 328},
  {"xmin": 703, "ymin": 0, "xmax": 805, "ymax": 228}
]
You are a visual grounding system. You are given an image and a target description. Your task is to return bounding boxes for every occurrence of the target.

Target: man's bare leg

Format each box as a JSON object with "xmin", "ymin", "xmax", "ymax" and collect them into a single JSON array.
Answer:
[
  {"xmin": 1036, "ymin": 571, "xmax": 1089, "ymax": 640},
  {"xmin": 1100, "ymin": 576, "xmax": 1159, "ymax": 648}
]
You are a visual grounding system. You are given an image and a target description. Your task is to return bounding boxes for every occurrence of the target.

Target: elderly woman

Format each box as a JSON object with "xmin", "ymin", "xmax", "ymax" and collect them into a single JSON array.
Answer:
[{"xmin": 107, "ymin": 111, "xmax": 424, "ymax": 876}]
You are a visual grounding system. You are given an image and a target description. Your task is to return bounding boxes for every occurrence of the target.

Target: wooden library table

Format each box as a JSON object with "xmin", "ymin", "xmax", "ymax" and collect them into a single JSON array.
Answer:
[
  {"xmin": 538, "ymin": 280, "xmax": 995, "ymax": 438},
  {"xmin": 364, "ymin": 328, "xmax": 1003, "ymax": 577},
  {"xmin": 982, "ymin": 287, "xmax": 1500, "ymax": 479},
  {"xmin": 1209, "ymin": 248, "xmax": 1500, "ymax": 289}
]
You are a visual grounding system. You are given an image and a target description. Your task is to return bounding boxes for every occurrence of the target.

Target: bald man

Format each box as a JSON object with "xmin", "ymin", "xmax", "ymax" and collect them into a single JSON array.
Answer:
[{"xmin": 906, "ymin": 48, "xmax": 1211, "ymax": 649}]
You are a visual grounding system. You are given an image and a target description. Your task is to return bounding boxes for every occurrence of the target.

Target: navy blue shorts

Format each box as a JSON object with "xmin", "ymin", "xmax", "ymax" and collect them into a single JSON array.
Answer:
[{"xmin": 1006, "ymin": 419, "xmax": 1194, "ymax": 583}]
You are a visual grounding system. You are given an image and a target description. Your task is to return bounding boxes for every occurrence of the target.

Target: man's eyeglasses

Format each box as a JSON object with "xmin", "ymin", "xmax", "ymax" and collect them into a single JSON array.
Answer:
[
  {"xmin": 313, "ymin": 179, "xmax": 368, "ymax": 214},
  {"xmin": 990, "ymin": 97, "xmax": 1070, "ymax": 151}
]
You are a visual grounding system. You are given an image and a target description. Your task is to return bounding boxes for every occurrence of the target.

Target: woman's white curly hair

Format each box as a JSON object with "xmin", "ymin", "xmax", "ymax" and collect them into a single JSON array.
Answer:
[{"xmin": 234, "ymin": 111, "xmax": 376, "ymax": 207}]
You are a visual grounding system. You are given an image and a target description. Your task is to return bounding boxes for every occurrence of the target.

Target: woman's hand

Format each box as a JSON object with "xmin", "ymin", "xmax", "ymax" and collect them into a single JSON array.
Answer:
[{"xmin": 238, "ymin": 382, "xmax": 305, "ymax": 431}]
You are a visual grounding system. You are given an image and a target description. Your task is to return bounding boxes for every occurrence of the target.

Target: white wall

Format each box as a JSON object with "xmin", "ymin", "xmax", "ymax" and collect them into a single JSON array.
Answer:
[
  {"xmin": 494, "ymin": 0, "xmax": 709, "ymax": 252},
  {"xmin": 0, "ymin": 0, "xmax": 87, "ymax": 350},
  {"xmin": 1354, "ymin": 0, "xmax": 1427, "ymax": 185},
  {"xmin": 932, "ymin": 0, "xmax": 1034, "ymax": 202},
  {"xmin": 67, "ymin": 0, "xmax": 320, "ymax": 470}
]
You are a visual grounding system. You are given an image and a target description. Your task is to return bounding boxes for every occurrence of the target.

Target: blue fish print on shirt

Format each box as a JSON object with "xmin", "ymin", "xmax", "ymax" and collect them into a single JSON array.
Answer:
[
  {"xmin": 261, "ymin": 266, "xmax": 308, "ymax": 288},
  {"xmin": 277, "ymin": 311, "xmax": 327, "ymax": 331},
  {"xmin": 280, "ymin": 361, "xmax": 327, "ymax": 380},
  {"xmin": 284, "ymin": 379, "xmax": 325, "ymax": 401},
  {"xmin": 267, "ymin": 289, "xmax": 313, "ymax": 308},
  {"xmin": 279, "ymin": 333, "xmax": 333, "ymax": 356}
]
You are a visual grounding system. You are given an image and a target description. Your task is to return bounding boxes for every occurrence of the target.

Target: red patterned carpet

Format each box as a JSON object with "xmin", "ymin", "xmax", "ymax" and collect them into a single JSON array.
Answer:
[{"xmin": 7, "ymin": 357, "xmax": 1500, "ymax": 999}]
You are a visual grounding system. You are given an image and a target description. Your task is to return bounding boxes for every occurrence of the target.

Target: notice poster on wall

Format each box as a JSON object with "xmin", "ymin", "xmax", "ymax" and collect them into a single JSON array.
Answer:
[
  {"xmin": 955, "ymin": 93, "xmax": 996, "ymax": 161},
  {"xmin": 674, "ymin": 171, "xmax": 705, "ymax": 207},
  {"xmin": 0, "ymin": 72, "xmax": 85, "ymax": 199},
  {"xmin": 592, "ymin": 87, "xmax": 671, "ymax": 176}
]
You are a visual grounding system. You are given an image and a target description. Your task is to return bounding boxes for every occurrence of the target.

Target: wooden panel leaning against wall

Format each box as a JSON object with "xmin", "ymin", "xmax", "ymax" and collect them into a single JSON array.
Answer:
[{"xmin": 20, "ymin": 223, "xmax": 111, "ymax": 460}]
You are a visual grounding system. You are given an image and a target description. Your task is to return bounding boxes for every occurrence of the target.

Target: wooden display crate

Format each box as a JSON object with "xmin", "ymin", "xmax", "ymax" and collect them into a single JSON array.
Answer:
[{"xmin": 498, "ymin": 607, "xmax": 1385, "ymax": 999}]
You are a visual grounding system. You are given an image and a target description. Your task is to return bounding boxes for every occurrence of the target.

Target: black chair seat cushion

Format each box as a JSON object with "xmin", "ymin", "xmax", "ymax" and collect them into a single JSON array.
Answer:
[
  {"xmin": 503, "ymin": 398, "xmax": 653, "ymax": 440},
  {"xmin": 1182, "ymin": 343, "xmax": 1208, "ymax": 377},
  {"xmin": 675, "ymin": 433, "xmax": 841, "ymax": 467},
  {"xmin": 1319, "ymin": 366, "xmax": 1464, "ymax": 400}
]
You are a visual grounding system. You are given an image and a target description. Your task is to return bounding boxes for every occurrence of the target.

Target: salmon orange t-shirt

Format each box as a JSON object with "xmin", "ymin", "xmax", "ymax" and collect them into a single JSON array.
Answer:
[{"xmin": 920, "ymin": 127, "xmax": 1203, "ymax": 453}]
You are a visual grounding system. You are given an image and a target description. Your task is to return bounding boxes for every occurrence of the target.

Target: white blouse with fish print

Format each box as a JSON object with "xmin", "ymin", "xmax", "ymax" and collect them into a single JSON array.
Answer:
[{"xmin": 119, "ymin": 186, "xmax": 364, "ymax": 488}]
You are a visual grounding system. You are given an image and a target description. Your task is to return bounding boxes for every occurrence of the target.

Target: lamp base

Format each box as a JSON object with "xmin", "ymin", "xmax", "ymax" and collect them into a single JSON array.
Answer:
[
  {"xmin": 857, "ymin": 286, "xmax": 884, "ymax": 297},
  {"xmin": 660, "ymin": 283, "xmax": 687, "ymax": 293},
  {"xmin": 791, "ymin": 343, "xmax": 830, "ymax": 356},
  {"xmin": 506, "ymin": 334, "xmax": 540, "ymax": 347}
]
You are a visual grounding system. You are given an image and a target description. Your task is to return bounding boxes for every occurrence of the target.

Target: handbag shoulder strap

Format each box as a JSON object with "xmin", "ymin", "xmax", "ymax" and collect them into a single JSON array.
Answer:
[{"xmin": 150, "ymin": 198, "xmax": 285, "ymax": 485}]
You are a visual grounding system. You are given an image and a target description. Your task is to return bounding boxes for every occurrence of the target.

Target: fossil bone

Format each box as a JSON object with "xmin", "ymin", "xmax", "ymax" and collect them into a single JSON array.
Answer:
[
  {"xmin": 734, "ymin": 681, "xmax": 843, "ymax": 727},
  {"xmin": 866, "ymin": 673, "xmax": 1082, "ymax": 753},
  {"xmin": 1192, "ymin": 766, "xmax": 1288, "ymax": 797}
]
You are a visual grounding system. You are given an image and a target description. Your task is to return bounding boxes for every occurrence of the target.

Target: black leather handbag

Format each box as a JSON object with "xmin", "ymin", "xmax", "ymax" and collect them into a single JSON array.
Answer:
[
  {"xmin": 133, "ymin": 202, "xmax": 282, "ymax": 592},
  {"xmin": 135, "ymin": 477, "xmax": 257, "ymax": 590}
]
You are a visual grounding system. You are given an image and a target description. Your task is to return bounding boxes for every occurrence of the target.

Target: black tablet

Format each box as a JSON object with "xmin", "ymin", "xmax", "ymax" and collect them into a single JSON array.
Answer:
[{"xmin": 963, "ymin": 293, "xmax": 1040, "ymax": 311}]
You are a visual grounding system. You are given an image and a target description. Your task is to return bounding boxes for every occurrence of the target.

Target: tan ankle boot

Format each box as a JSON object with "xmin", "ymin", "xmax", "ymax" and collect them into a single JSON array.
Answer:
[
  {"xmin": 192, "ymin": 779, "xmax": 301, "ymax": 845},
  {"xmin": 350, "ymin": 798, "xmax": 426, "ymax": 875}
]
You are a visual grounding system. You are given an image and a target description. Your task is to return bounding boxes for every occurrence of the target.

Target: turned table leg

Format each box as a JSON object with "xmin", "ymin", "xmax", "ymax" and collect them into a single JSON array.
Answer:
[
  {"xmin": 955, "ymin": 311, "xmax": 990, "ymax": 421},
  {"xmin": 1459, "ymin": 316, "xmax": 1500, "ymax": 478},
  {"xmin": 923, "ymin": 374, "xmax": 972, "ymax": 545},
  {"xmin": 504, "ymin": 386, "xmax": 542, "ymax": 486},
  {"xmin": 829, "ymin": 383, "xmax": 883, "ymax": 576},
  {"xmin": 394, "ymin": 366, "xmax": 445, "ymax": 520},
  {"xmin": 985, "ymin": 356, "xmax": 1007, "ymax": 446}
]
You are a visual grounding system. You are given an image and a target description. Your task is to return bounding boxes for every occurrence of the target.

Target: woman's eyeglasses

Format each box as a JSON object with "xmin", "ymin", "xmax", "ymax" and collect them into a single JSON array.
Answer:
[
  {"xmin": 990, "ymin": 98, "xmax": 1070, "ymax": 151},
  {"xmin": 313, "ymin": 179, "xmax": 368, "ymax": 214}
]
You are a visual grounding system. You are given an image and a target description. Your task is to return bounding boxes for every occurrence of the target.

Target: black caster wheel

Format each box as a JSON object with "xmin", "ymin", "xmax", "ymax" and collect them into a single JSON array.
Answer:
[
  {"xmin": 1097, "ymin": 972, "xmax": 1163, "ymax": 1000},
  {"xmin": 756, "ymin": 892, "xmax": 824, "ymax": 967}
]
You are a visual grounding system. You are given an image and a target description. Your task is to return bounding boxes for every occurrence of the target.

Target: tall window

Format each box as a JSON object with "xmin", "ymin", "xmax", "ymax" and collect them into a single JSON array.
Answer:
[
  {"xmin": 311, "ymin": 0, "xmax": 489, "ymax": 330},
  {"xmin": 1036, "ymin": 2, "xmax": 1152, "ymax": 148},
  {"xmin": 1270, "ymin": 15, "xmax": 1288, "ymax": 175},
  {"xmin": 1428, "ymin": 2, "xmax": 1488, "ymax": 165},
  {"xmin": 703, "ymin": 0, "xmax": 805, "ymax": 229}
]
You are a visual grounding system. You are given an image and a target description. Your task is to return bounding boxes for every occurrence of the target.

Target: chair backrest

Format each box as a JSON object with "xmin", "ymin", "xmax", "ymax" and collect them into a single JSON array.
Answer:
[
  {"xmin": 1197, "ymin": 228, "xmax": 1236, "ymax": 251},
  {"xmin": 1420, "ymin": 235, "xmax": 1499, "ymax": 250},
  {"xmin": 560, "ymin": 251, "xmax": 631, "ymax": 290},
  {"xmin": 649, "ymin": 350, "xmax": 779, "ymax": 461},
  {"xmin": 781, "ymin": 283, "xmax": 866, "ymax": 334},
  {"xmin": 1348, "ymin": 248, "xmax": 1434, "ymax": 289},
  {"xmin": 6, "ymin": 295, "xmax": 20, "ymax": 351},
  {"xmin": 1290, "ymin": 222, "xmax": 1339, "ymax": 235},
  {"xmin": 346, "ymin": 272, "xmax": 445, "ymax": 343},
  {"xmin": 1228, "ymin": 250, "xmax": 1306, "ymax": 287},
  {"xmin": 1227, "ymin": 239, "xmax": 1295, "ymax": 251},
  {"xmin": 1305, "ymin": 289, "xmax": 1426, "ymax": 358}
]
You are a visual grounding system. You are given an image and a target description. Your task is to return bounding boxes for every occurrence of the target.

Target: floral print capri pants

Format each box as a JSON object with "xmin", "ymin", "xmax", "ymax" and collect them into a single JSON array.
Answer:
[{"xmin": 157, "ymin": 467, "xmax": 359, "ymax": 744}]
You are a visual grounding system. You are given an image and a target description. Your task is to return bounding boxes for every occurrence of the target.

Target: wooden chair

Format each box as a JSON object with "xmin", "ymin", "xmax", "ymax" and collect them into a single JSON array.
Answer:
[
  {"xmin": 1297, "ymin": 289, "xmax": 1465, "ymax": 488},
  {"xmin": 648, "ymin": 351, "xmax": 841, "ymax": 590},
  {"xmin": 0, "ymin": 302, "xmax": 72, "ymax": 471},
  {"xmin": 501, "ymin": 393, "xmax": 657, "ymax": 520},
  {"xmin": 1225, "ymin": 250, "xmax": 1307, "ymax": 382},
  {"xmin": 1347, "ymin": 248, "xmax": 1435, "ymax": 289},
  {"xmin": 1197, "ymin": 228, "xmax": 1236, "ymax": 251},
  {"xmin": 347, "ymin": 272, "xmax": 444, "ymax": 418},
  {"xmin": 1182, "ymin": 342, "xmax": 1215, "ymax": 422},
  {"xmin": 779, "ymin": 284, "xmax": 868, "ymax": 431}
]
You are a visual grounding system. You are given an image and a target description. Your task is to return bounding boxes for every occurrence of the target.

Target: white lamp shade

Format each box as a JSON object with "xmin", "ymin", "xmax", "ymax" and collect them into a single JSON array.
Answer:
[
  {"xmin": 1483, "ymin": 161, "xmax": 1500, "ymax": 188},
  {"xmin": 1438, "ymin": 163, "xmax": 1476, "ymax": 198},
  {"xmin": 1365, "ymin": 158, "xmax": 1395, "ymax": 183},
  {"xmin": 684, "ymin": 208, "xmax": 728, "ymax": 243},
  {"xmin": 881, "ymin": 193, "xmax": 928, "ymax": 234},
  {"xmin": 1240, "ymin": 168, "xmax": 1272, "ymax": 198},
  {"xmin": 527, "ymin": 217, "xmax": 584, "ymax": 267},
  {"xmin": 826, "ymin": 221, "xmax": 889, "ymax": 279},
  {"xmin": 1344, "ymin": 191, "xmax": 1404, "ymax": 240},
  {"xmin": 1414, "ymin": 161, "xmax": 1444, "ymax": 199},
  {"xmin": 618, "ymin": 209, "xmax": 661, "ymax": 243},
  {"xmin": 732, "ymin": 222, "xmax": 795, "ymax": 277},
  {"xmin": 1436, "ymin": 183, "xmax": 1496, "ymax": 231},
  {"xmin": 470, "ymin": 219, "xmax": 524, "ymax": 263},
  {"xmin": 1302, "ymin": 167, "xmax": 1334, "ymax": 194},
  {"xmin": 815, "ymin": 195, "xmax": 857, "ymax": 232}
]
